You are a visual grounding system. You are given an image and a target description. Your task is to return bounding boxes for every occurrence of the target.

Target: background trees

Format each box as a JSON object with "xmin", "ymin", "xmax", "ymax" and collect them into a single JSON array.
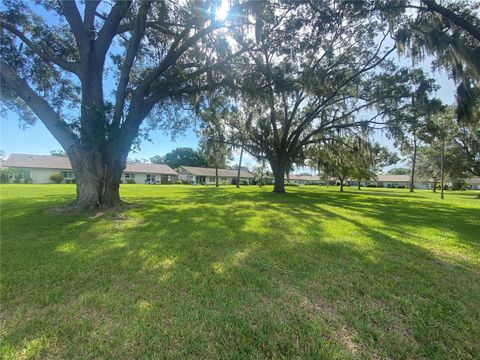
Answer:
[{"xmin": 151, "ymin": 148, "xmax": 207, "ymax": 170}]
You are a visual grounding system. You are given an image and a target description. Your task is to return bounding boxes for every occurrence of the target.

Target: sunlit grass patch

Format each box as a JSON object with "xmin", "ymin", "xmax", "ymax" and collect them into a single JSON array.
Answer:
[{"xmin": 1, "ymin": 184, "xmax": 479, "ymax": 358}]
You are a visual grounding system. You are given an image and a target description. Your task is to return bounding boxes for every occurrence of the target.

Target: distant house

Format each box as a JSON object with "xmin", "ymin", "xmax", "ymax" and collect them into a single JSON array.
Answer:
[
  {"xmin": 286, "ymin": 175, "xmax": 323, "ymax": 185},
  {"xmin": 345, "ymin": 175, "xmax": 434, "ymax": 189},
  {"xmin": 466, "ymin": 177, "xmax": 480, "ymax": 190},
  {"xmin": 1, "ymin": 153, "xmax": 178, "ymax": 184},
  {"xmin": 177, "ymin": 166, "xmax": 254, "ymax": 184}
]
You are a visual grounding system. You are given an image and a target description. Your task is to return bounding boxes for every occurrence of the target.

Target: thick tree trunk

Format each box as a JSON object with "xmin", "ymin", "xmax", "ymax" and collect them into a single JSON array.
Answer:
[
  {"xmin": 271, "ymin": 161, "xmax": 286, "ymax": 193},
  {"xmin": 339, "ymin": 178, "xmax": 344, "ymax": 192},
  {"xmin": 68, "ymin": 147, "xmax": 126, "ymax": 210},
  {"xmin": 357, "ymin": 180, "xmax": 361, "ymax": 190}
]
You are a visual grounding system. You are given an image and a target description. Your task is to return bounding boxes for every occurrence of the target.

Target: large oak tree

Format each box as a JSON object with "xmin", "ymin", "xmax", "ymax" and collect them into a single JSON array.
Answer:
[{"xmin": 1, "ymin": 0, "xmax": 250, "ymax": 210}]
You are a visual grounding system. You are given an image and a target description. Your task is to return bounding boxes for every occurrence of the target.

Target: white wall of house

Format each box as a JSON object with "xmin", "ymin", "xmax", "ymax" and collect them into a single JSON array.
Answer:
[{"xmin": 178, "ymin": 173, "xmax": 251, "ymax": 184}]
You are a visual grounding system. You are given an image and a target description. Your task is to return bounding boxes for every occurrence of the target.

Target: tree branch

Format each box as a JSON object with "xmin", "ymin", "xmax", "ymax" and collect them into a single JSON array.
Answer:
[
  {"xmin": 96, "ymin": 0, "xmax": 133, "ymax": 61},
  {"xmin": 421, "ymin": 0, "xmax": 480, "ymax": 42},
  {"xmin": 111, "ymin": 1, "xmax": 151, "ymax": 129},
  {"xmin": 60, "ymin": 0, "xmax": 89, "ymax": 55},
  {"xmin": 1, "ymin": 61, "xmax": 79, "ymax": 150},
  {"xmin": 2, "ymin": 22, "xmax": 79, "ymax": 74}
]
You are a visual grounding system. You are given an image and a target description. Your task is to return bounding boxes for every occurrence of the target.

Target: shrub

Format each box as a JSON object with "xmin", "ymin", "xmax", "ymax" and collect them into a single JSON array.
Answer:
[
  {"xmin": 24, "ymin": 178, "xmax": 33, "ymax": 184},
  {"xmin": 176, "ymin": 180, "xmax": 182, "ymax": 184},
  {"xmin": 0, "ymin": 168, "xmax": 19, "ymax": 183},
  {"xmin": 49, "ymin": 173, "xmax": 64, "ymax": 184},
  {"xmin": 125, "ymin": 178, "xmax": 136, "ymax": 184}
]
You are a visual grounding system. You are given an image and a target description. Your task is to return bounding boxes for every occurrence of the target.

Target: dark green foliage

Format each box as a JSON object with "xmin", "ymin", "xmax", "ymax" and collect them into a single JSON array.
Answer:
[{"xmin": 160, "ymin": 148, "xmax": 208, "ymax": 169}]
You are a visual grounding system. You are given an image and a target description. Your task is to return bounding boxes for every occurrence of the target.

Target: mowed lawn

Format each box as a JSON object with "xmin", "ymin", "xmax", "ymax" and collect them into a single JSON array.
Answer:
[{"xmin": 1, "ymin": 185, "xmax": 479, "ymax": 359}]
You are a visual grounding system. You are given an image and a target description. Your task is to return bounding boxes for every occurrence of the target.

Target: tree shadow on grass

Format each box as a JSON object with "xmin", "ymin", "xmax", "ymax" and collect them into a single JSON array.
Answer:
[{"xmin": 1, "ymin": 188, "xmax": 479, "ymax": 359}]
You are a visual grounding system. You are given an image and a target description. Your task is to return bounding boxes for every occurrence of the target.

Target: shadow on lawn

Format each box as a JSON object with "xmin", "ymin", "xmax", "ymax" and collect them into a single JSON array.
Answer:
[{"xmin": 1, "ymin": 188, "xmax": 479, "ymax": 358}]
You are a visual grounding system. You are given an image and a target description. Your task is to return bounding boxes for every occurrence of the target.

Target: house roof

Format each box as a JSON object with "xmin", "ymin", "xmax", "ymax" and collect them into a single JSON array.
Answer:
[
  {"xmin": 467, "ymin": 177, "xmax": 480, "ymax": 185},
  {"xmin": 179, "ymin": 166, "xmax": 254, "ymax": 178},
  {"xmin": 2, "ymin": 153, "xmax": 178, "ymax": 175},
  {"xmin": 375, "ymin": 174, "xmax": 411, "ymax": 182}
]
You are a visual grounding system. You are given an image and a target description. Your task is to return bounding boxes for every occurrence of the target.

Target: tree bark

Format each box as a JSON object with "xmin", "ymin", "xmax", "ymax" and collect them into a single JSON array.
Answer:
[
  {"xmin": 433, "ymin": 180, "xmax": 437, "ymax": 192},
  {"xmin": 440, "ymin": 139, "xmax": 445, "ymax": 199},
  {"xmin": 409, "ymin": 137, "xmax": 417, "ymax": 193},
  {"xmin": 339, "ymin": 178, "xmax": 344, "ymax": 192},
  {"xmin": 236, "ymin": 140, "xmax": 244, "ymax": 188},
  {"xmin": 271, "ymin": 161, "xmax": 286, "ymax": 193},
  {"xmin": 215, "ymin": 162, "xmax": 219, "ymax": 187},
  {"xmin": 357, "ymin": 180, "xmax": 361, "ymax": 190},
  {"xmin": 68, "ymin": 147, "xmax": 126, "ymax": 210}
]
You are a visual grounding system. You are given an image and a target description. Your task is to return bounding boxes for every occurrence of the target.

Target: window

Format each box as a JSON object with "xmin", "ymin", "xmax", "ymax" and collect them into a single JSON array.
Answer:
[
  {"xmin": 124, "ymin": 173, "xmax": 135, "ymax": 179},
  {"xmin": 146, "ymin": 174, "xmax": 155, "ymax": 182},
  {"xmin": 61, "ymin": 171, "xmax": 75, "ymax": 179},
  {"xmin": 209, "ymin": 177, "xmax": 216, "ymax": 182},
  {"xmin": 19, "ymin": 168, "xmax": 31, "ymax": 180}
]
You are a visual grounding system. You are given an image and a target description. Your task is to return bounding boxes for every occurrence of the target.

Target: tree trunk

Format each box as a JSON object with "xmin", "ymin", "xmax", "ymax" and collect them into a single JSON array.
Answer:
[
  {"xmin": 271, "ymin": 161, "xmax": 286, "ymax": 193},
  {"xmin": 68, "ymin": 147, "xmax": 125, "ymax": 210},
  {"xmin": 339, "ymin": 178, "xmax": 344, "ymax": 192},
  {"xmin": 215, "ymin": 162, "xmax": 219, "ymax": 188},
  {"xmin": 433, "ymin": 180, "xmax": 437, "ymax": 192},
  {"xmin": 440, "ymin": 139, "xmax": 445, "ymax": 199},
  {"xmin": 357, "ymin": 180, "xmax": 361, "ymax": 190},
  {"xmin": 236, "ymin": 140, "xmax": 244, "ymax": 188},
  {"xmin": 409, "ymin": 137, "xmax": 417, "ymax": 193}
]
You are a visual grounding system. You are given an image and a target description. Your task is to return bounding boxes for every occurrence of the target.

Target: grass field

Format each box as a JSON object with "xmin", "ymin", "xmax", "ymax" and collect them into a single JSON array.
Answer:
[{"xmin": 1, "ymin": 184, "xmax": 479, "ymax": 359}]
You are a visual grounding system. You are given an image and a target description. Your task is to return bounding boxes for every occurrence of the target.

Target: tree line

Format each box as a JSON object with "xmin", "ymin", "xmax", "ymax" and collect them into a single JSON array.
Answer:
[{"xmin": 1, "ymin": 0, "xmax": 478, "ymax": 209}]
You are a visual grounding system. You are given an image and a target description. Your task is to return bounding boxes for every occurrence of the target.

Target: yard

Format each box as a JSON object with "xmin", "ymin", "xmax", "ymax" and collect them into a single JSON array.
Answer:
[{"xmin": 1, "ymin": 184, "xmax": 479, "ymax": 359}]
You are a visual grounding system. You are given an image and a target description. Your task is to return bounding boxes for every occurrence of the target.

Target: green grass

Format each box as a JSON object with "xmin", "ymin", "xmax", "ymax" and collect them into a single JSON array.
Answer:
[{"xmin": 1, "ymin": 184, "xmax": 479, "ymax": 359}]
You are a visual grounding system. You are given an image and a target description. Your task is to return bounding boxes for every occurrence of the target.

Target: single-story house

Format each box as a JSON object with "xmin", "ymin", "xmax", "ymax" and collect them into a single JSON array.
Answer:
[
  {"xmin": 286, "ymin": 175, "xmax": 323, "ymax": 185},
  {"xmin": 1, "ymin": 153, "xmax": 178, "ymax": 184},
  {"xmin": 466, "ymin": 177, "xmax": 480, "ymax": 190},
  {"xmin": 177, "ymin": 166, "xmax": 255, "ymax": 184},
  {"xmin": 346, "ymin": 175, "xmax": 434, "ymax": 189}
]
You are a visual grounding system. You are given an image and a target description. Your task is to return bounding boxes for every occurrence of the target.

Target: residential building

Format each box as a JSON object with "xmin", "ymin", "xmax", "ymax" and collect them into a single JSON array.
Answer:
[
  {"xmin": 1, "ymin": 153, "xmax": 178, "ymax": 184},
  {"xmin": 177, "ymin": 166, "xmax": 254, "ymax": 184},
  {"xmin": 286, "ymin": 175, "xmax": 323, "ymax": 185},
  {"xmin": 346, "ymin": 175, "xmax": 434, "ymax": 189}
]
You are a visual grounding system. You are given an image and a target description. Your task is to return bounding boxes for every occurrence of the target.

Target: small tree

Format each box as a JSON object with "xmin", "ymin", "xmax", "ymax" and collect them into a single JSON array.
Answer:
[{"xmin": 49, "ymin": 173, "xmax": 64, "ymax": 184}]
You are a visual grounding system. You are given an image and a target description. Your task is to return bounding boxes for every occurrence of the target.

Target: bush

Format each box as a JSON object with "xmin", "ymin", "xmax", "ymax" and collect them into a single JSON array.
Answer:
[
  {"xmin": 49, "ymin": 173, "xmax": 64, "ymax": 184},
  {"xmin": 24, "ymin": 178, "xmax": 33, "ymax": 184},
  {"xmin": 64, "ymin": 178, "xmax": 76, "ymax": 184},
  {"xmin": 176, "ymin": 180, "xmax": 182, "ymax": 184},
  {"xmin": 240, "ymin": 180, "xmax": 248, "ymax": 185},
  {"xmin": 0, "ymin": 168, "xmax": 19, "ymax": 183},
  {"xmin": 451, "ymin": 179, "xmax": 467, "ymax": 190},
  {"xmin": 125, "ymin": 178, "xmax": 136, "ymax": 184}
]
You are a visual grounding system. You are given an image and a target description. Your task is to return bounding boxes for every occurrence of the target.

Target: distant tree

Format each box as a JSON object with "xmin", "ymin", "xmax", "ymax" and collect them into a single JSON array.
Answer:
[
  {"xmin": 49, "ymin": 150, "xmax": 67, "ymax": 157},
  {"xmin": 162, "ymin": 147, "xmax": 207, "ymax": 169},
  {"xmin": 198, "ymin": 97, "xmax": 231, "ymax": 187},
  {"xmin": 387, "ymin": 167, "xmax": 410, "ymax": 175},
  {"xmin": 149, "ymin": 155, "xmax": 165, "ymax": 165},
  {"xmin": 226, "ymin": 1, "xmax": 409, "ymax": 193},
  {"xmin": 314, "ymin": 136, "xmax": 365, "ymax": 192},
  {"xmin": 385, "ymin": 69, "xmax": 443, "ymax": 192}
]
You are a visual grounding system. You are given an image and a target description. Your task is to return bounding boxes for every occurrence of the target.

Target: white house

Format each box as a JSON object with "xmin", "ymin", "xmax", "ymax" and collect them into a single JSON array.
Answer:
[
  {"xmin": 1, "ymin": 153, "xmax": 178, "ymax": 184},
  {"xmin": 345, "ymin": 175, "xmax": 435, "ymax": 189},
  {"xmin": 286, "ymin": 175, "xmax": 323, "ymax": 185},
  {"xmin": 177, "ymin": 166, "xmax": 254, "ymax": 184}
]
